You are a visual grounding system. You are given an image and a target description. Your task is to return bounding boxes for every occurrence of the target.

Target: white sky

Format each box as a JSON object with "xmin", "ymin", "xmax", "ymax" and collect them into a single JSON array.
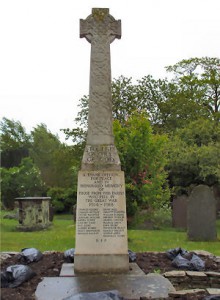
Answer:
[{"xmin": 0, "ymin": 0, "xmax": 220, "ymax": 144}]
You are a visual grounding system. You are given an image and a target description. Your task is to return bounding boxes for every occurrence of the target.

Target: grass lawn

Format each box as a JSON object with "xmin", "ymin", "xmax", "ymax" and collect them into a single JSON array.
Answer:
[{"xmin": 1, "ymin": 212, "xmax": 220, "ymax": 255}]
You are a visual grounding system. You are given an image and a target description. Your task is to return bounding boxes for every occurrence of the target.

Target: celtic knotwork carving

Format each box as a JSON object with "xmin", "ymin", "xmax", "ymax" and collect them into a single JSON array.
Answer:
[{"xmin": 80, "ymin": 8, "xmax": 121, "ymax": 145}]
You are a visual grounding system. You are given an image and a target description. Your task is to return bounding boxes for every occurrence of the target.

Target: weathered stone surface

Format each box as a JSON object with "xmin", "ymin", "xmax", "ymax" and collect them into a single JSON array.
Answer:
[
  {"xmin": 172, "ymin": 194, "xmax": 187, "ymax": 229},
  {"xmin": 205, "ymin": 271, "xmax": 220, "ymax": 277},
  {"xmin": 169, "ymin": 289, "xmax": 205, "ymax": 296},
  {"xmin": 59, "ymin": 262, "xmax": 145, "ymax": 277},
  {"xmin": 163, "ymin": 268, "xmax": 220, "ymax": 290},
  {"xmin": 60, "ymin": 264, "xmax": 75, "ymax": 277},
  {"xmin": 193, "ymin": 250, "xmax": 215, "ymax": 257},
  {"xmin": 15, "ymin": 197, "xmax": 51, "ymax": 231},
  {"xmin": 0, "ymin": 253, "xmax": 11, "ymax": 263},
  {"xmin": 75, "ymin": 9, "xmax": 128, "ymax": 273},
  {"xmin": 80, "ymin": 8, "xmax": 121, "ymax": 150},
  {"xmin": 35, "ymin": 273, "xmax": 175, "ymax": 300},
  {"xmin": 213, "ymin": 183, "xmax": 220, "ymax": 217},
  {"xmin": 75, "ymin": 171, "xmax": 128, "ymax": 273},
  {"xmin": 187, "ymin": 185, "xmax": 217, "ymax": 241},
  {"xmin": 163, "ymin": 270, "xmax": 186, "ymax": 277},
  {"xmin": 206, "ymin": 288, "xmax": 220, "ymax": 295},
  {"xmin": 81, "ymin": 145, "xmax": 121, "ymax": 171},
  {"xmin": 186, "ymin": 271, "xmax": 207, "ymax": 277},
  {"xmin": 214, "ymin": 256, "xmax": 220, "ymax": 263}
]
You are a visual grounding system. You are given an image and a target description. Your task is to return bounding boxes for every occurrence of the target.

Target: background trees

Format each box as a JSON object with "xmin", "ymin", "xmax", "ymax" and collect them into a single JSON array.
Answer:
[
  {"xmin": 64, "ymin": 56, "xmax": 219, "ymax": 217},
  {"xmin": 0, "ymin": 120, "xmax": 77, "ymax": 211},
  {"xmin": 1, "ymin": 56, "xmax": 219, "ymax": 217},
  {"xmin": 166, "ymin": 118, "xmax": 220, "ymax": 192},
  {"xmin": 1, "ymin": 157, "xmax": 45, "ymax": 208},
  {"xmin": 166, "ymin": 57, "xmax": 220, "ymax": 121},
  {"xmin": 0, "ymin": 117, "xmax": 31, "ymax": 168}
]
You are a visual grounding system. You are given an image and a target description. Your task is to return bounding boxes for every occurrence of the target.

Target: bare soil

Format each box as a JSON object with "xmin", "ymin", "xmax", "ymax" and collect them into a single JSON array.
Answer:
[{"xmin": 1, "ymin": 251, "xmax": 219, "ymax": 300}]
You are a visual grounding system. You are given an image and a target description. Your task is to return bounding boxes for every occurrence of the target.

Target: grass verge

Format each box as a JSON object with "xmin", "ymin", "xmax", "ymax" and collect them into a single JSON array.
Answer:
[{"xmin": 1, "ymin": 212, "xmax": 220, "ymax": 255}]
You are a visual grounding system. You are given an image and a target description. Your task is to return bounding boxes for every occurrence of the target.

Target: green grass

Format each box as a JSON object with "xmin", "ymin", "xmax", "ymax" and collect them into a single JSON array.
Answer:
[
  {"xmin": 128, "ymin": 224, "xmax": 220, "ymax": 255},
  {"xmin": 1, "ymin": 212, "xmax": 220, "ymax": 255},
  {"xmin": 0, "ymin": 214, "xmax": 75, "ymax": 251}
]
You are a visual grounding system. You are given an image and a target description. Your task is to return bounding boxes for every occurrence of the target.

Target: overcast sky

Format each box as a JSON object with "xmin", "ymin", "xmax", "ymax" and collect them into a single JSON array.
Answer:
[{"xmin": 0, "ymin": 0, "xmax": 220, "ymax": 143}]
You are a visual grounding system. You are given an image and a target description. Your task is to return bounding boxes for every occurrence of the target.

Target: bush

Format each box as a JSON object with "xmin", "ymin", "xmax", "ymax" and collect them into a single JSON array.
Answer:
[
  {"xmin": 114, "ymin": 112, "xmax": 171, "ymax": 217},
  {"xmin": 47, "ymin": 187, "xmax": 77, "ymax": 213},
  {"xmin": 130, "ymin": 204, "xmax": 172, "ymax": 229},
  {"xmin": 0, "ymin": 158, "xmax": 45, "ymax": 209}
]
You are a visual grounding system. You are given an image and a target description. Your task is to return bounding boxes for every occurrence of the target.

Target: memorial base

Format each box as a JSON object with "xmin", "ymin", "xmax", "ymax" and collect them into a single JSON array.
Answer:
[
  {"xmin": 16, "ymin": 224, "xmax": 51, "ymax": 232},
  {"xmin": 74, "ymin": 254, "xmax": 129, "ymax": 274},
  {"xmin": 75, "ymin": 170, "xmax": 129, "ymax": 274}
]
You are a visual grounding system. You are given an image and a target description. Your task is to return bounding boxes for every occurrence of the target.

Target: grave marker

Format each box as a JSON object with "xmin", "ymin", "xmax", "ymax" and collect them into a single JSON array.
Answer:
[
  {"xmin": 15, "ymin": 197, "xmax": 51, "ymax": 231},
  {"xmin": 172, "ymin": 195, "xmax": 187, "ymax": 229},
  {"xmin": 187, "ymin": 185, "xmax": 217, "ymax": 241}
]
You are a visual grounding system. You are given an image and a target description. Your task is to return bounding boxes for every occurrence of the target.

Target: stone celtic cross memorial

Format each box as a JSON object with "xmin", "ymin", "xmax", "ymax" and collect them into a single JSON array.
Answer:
[{"xmin": 74, "ymin": 8, "xmax": 129, "ymax": 273}]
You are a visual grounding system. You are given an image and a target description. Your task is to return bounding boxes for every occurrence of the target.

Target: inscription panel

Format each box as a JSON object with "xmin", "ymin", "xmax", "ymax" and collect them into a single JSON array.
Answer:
[
  {"xmin": 81, "ymin": 145, "xmax": 121, "ymax": 170},
  {"xmin": 75, "ymin": 171, "xmax": 128, "ymax": 254}
]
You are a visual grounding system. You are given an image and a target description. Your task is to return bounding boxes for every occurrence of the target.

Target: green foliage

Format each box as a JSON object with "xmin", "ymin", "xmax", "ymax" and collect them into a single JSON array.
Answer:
[
  {"xmin": 2, "ymin": 57, "xmax": 220, "ymax": 215},
  {"xmin": 167, "ymin": 118, "xmax": 220, "ymax": 190},
  {"xmin": 136, "ymin": 75, "xmax": 175, "ymax": 127},
  {"xmin": 30, "ymin": 124, "xmax": 76, "ymax": 188},
  {"xmin": 0, "ymin": 117, "xmax": 31, "ymax": 150},
  {"xmin": 112, "ymin": 76, "xmax": 138, "ymax": 123},
  {"xmin": 158, "ymin": 94, "xmax": 209, "ymax": 133},
  {"xmin": 1, "ymin": 157, "xmax": 45, "ymax": 209},
  {"xmin": 47, "ymin": 187, "xmax": 77, "ymax": 213},
  {"xmin": 0, "ymin": 167, "xmax": 20, "ymax": 209},
  {"xmin": 129, "ymin": 205, "xmax": 172, "ymax": 230},
  {"xmin": 166, "ymin": 57, "xmax": 220, "ymax": 121},
  {"xmin": 114, "ymin": 112, "xmax": 170, "ymax": 215},
  {"xmin": 0, "ymin": 117, "xmax": 31, "ymax": 168}
]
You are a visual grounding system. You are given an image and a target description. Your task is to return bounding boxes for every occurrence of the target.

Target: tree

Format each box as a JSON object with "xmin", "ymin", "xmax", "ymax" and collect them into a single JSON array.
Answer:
[
  {"xmin": 1, "ymin": 157, "xmax": 45, "ymax": 209},
  {"xmin": 112, "ymin": 76, "xmax": 138, "ymax": 124},
  {"xmin": 113, "ymin": 112, "xmax": 170, "ymax": 216},
  {"xmin": 0, "ymin": 117, "xmax": 31, "ymax": 168},
  {"xmin": 62, "ymin": 57, "xmax": 220, "ymax": 208},
  {"xmin": 135, "ymin": 75, "xmax": 175, "ymax": 128},
  {"xmin": 64, "ymin": 75, "xmax": 173, "ymax": 142},
  {"xmin": 47, "ymin": 186, "xmax": 77, "ymax": 213},
  {"xmin": 30, "ymin": 124, "xmax": 76, "ymax": 188},
  {"xmin": 166, "ymin": 118, "xmax": 220, "ymax": 194},
  {"xmin": 166, "ymin": 57, "xmax": 220, "ymax": 122},
  {"xmin": 65, "ymin": 57, "xmax": 220, "ymax": 140}
]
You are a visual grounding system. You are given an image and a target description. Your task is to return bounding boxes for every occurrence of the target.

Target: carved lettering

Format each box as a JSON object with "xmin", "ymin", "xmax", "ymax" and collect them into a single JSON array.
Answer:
[{"xmin": 76, "ymin": 171, "xmax": 127, "ymax": 243}]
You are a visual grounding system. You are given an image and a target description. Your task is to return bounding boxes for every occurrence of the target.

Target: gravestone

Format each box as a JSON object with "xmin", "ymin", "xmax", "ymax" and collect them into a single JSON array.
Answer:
[
  {"xmin": 212, "ymin": 183, "xmax": 220, "ymax": 217},
  {"xmin": 172, "ymin": 195, "xmax": 187, "ymax": 229},
  {"xmin": 187, "ymin": 185, "xmax": 217, "ymax": 241},
  {"xmin": 74, "ymin": 8, "xmax": 129, "ymax": 273},
  {"xmin": 15, "ymin": 197, "xmax": 51, "ymax": 231}
]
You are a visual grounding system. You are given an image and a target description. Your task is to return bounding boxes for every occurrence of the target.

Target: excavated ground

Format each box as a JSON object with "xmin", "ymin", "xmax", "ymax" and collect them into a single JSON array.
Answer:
[{"xmin": 1, "ymin": 251, "xmax": 220, "ymax": 300}]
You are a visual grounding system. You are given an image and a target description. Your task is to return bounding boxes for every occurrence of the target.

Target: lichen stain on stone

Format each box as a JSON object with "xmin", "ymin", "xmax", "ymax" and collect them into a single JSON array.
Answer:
[{"xmin": 92, "ymin": 8, "xmax": 109, "ymax": 22}]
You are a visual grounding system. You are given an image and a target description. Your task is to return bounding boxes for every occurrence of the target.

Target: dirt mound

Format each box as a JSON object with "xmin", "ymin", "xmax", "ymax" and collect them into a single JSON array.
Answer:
[{"xmin": 1, "ymin": 251, "xmax": 219, "ymax": 300}]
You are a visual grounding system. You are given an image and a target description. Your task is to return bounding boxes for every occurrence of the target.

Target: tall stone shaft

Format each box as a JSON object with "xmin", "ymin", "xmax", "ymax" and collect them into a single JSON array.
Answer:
[
  {"xmin": 75, "ymin": 8, "xmax": 129, "ymax": 274},
  {"xmin": 80, "ymin": 8, "xmax": 121, "ymax": 145}
]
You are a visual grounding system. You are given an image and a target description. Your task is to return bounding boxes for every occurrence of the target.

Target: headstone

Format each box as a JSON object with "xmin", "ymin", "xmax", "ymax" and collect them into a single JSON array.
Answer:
[
  {"xmin": 187, "ymin": 185, "xmax": 217, "ymax": 241},
  {"xmin": 212, "ymin": 183, "xmax": 220, "ymax": 218},
  {"xmin": 74, "ymin": 8, "xmax": 129, "ymax": 273},
  {"xmin": 15, "ymin": 197, "xmax": 51, "ymax": 231},
  {"xmin": 172, "ymin": 195, "xmax": 187, "ymax": 229}
]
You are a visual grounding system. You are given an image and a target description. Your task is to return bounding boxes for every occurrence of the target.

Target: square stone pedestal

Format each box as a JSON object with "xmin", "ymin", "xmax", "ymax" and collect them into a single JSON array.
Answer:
[
  {"xmin": 15, "ymin": 197, "xmax": 51, "ymax": 231},
  {"xmin": 74, "ymin": 171, "xmax": 129, "ymax": 273}
]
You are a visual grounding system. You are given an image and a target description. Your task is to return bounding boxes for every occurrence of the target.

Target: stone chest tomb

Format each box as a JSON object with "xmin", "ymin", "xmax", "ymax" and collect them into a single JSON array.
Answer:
[{"xmin": 15, "ymin": 197, "xmax": 52, "ymax": 231}]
